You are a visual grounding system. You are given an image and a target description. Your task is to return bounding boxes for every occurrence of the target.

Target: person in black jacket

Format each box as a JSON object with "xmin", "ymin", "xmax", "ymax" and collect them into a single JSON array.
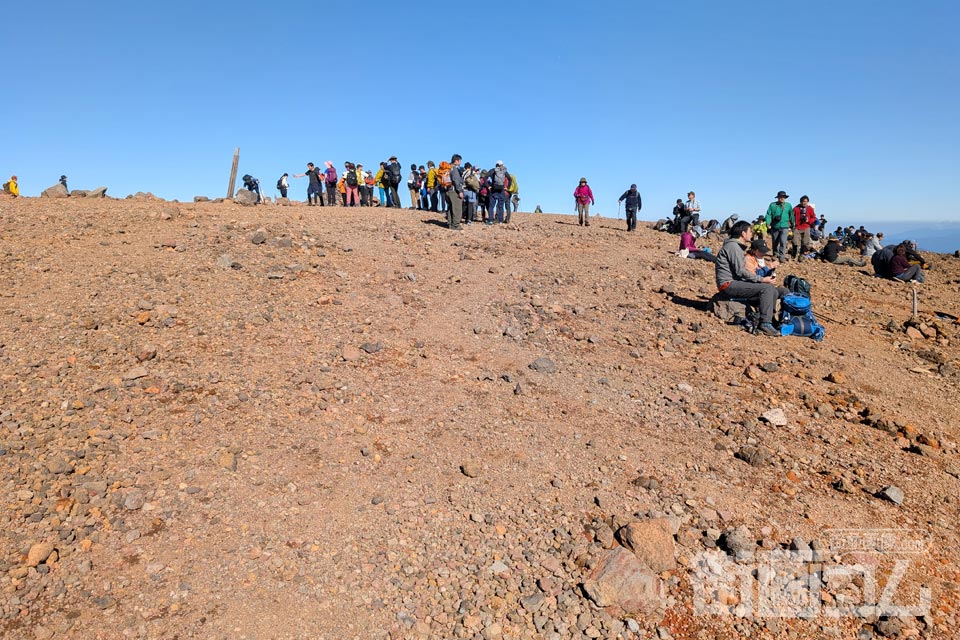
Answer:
[
  {"xmin": 617, "ymin": 184, "xmax": 642, "ymax": 231},
  {"xmin": 386, "ymin": 156, "xmax": 402, "ymax": 208}
]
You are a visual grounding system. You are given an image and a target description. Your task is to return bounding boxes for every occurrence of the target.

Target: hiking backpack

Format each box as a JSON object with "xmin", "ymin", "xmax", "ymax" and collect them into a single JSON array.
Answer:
[
  {"xmin": 491, "ymin": 167, "xmax": 506, "ymax": 191},
  {"xmin": 779, "ymin": 294, "xmax": 825, "ymax": 341},
  {"xmin": 276, "ymin": 178, "xmax": 283, "ymax": 190},
  {"xmin": 783, "ymin": 275, "xmax": 811, "ymax": 298},
  {"xmin": 389, "ymin": 164, "xmax": 402, "ymax": 187},
  {"xmin": 464, "ymin": 172, "xmax": 480, "ymax": 192},
  {"xmin": 325, "ymin": 167, "xmax": 337, "ymax": 184},
  {"xmin": 345, "ymin": 170, "xmax": 358, "ymax": 187},
  {"xmin": 436, "ymin": 162, "xmax": 451, "ymax": 189}
]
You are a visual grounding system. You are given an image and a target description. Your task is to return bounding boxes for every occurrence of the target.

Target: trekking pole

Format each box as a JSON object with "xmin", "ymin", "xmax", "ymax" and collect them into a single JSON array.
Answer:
[{"xmin": 617, "ymin": 201, "xmax": 622, "ymax": 220}]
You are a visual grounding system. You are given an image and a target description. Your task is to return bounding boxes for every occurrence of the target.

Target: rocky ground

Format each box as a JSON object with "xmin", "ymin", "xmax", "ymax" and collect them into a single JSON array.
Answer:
[{"xmin": 1, "ymin": 196, "xmax": 959, "ymax": 640}]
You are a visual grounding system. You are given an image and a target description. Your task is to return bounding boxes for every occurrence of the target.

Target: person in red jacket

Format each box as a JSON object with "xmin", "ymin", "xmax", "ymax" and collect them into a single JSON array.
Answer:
[
  {"xmin": 573, "ymin": 177, "xmax": 595, "ymax": 226},
  {"xmin": 790, "ymin": 195, "xmax": 817, "ymax": 261}
]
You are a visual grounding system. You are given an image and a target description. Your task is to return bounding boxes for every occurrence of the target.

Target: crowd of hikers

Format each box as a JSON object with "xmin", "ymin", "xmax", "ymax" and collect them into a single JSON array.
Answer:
[
  {"xmin": 657, "ymin": 189, "xmax": 934, "ymax": 339},
  {"xmin": 240, "ymin": 156, "xmax": 522, "ymax": 228}
]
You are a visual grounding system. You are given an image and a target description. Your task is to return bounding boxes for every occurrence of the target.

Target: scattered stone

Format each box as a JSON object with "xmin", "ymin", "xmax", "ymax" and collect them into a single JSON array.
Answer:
[
  {"xmin": 825, "ymin": 371, "xmax": 846, "ymax": 384},
  {"xmin": 360, "ymin": 342, "xmax": 382, "ymax": 354},
  {"xmin": 529, "ymin": 357, "xmax": 557, "ymax": 374},
  {"xmin": 217, "ymin": 254, "xmax": 240, "ymax": 269},
  {"xmin": 760, "ymin": 362, "xmax": 779, "ymax": 373},
  {"xmin": 218, "ymin": 451, "xmax": 238, "ymax": 471},
  {"xmin": 879, "ymin": 485, "xmax": 904, "ymax": 506},
  {"xmin": 250, "ymin": 230, "xmax": 268, "ymax": 245},
  {"xmin": 761, "ymin": 408, "xmax": 788, "ymax": 426},
  {"xmin": 460, "ymin": 462, "xmax": 480, "ymax": 478},
  {"xmin": 719, "ymin": 526, "xmax": 756, "ymax": 560},
  {"xmin": 123, "ymin": 366, "xmax": 150, "ymax": 381},
  {"xmin": 735, "ymin": 445, "xmax": 771, "ymax": 467},
  {"xmin": 124, "ymin": 489, "xmax": 146, "ymax": 511},
  {"xmin": 341, "ymin": 345, "xmax": 362, "ymax": 361},
  {"xmin": 26, "ymin": 542, "xmax": 55, "ymax": 567}
]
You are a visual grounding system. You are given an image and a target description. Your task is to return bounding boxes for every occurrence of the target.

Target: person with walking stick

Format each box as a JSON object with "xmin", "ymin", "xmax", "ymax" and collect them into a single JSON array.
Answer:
[{"xmin": 617, "ymin": 184, "xmax": 642, "ymax": 232}]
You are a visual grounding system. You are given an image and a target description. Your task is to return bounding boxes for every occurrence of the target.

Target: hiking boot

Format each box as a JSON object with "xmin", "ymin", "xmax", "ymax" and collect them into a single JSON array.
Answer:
[{"xmin": 758, "ymin": 323, "xmax": 780, "ymax": 337}]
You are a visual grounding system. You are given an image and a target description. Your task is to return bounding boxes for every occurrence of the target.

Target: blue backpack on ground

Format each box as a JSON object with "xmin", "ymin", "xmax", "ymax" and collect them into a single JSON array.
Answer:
[{"xmin": 779, "ymin": 293, "xmax": 825, "ymax": 341}]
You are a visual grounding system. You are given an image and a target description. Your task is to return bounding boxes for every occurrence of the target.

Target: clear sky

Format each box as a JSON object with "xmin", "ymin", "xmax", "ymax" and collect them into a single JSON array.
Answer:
[{"xmin": 3, "ymin": 1, "xmax": 958, "ymax": 224}]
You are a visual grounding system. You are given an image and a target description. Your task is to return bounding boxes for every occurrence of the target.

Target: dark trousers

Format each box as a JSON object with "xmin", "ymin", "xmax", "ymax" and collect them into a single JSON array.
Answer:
[
  {"xmin": 446, "ymin": 188, "xmax": 462, "ymax": 229},
  {"xmin": 770, "ymin": 228, "xmax": 789, "ymax": 261},
  {"xmin": 489, "ymin": 191, "xmax": 506, "ymax": 222},
  {"xmin": 626, "ymin": 208, "xmax": 637, "ymax": 231},
  {"xmin": 463, "ymin": 199, "xmax": 477, "ymax": 223},
  {"xmin": 325, "ymin": 184, "xmax": 337, "ymax": 205},
  {"xmin": 429, "ymin": 189, "xmax": 439, "ymax": 212},
  {"xmin": 721, "ymin": 280, "xmax": 781, "ymax": 324},
  {"xmin": 388, "ymin": 185, "xmax": 400, "ymax": 208},
  {"xmin": 279, "ymin": 187, "xmax": 288, "ymax": 199},
  {"xmin": 307, "ymin": 184, "xmax": 321, "ymax": 205}
]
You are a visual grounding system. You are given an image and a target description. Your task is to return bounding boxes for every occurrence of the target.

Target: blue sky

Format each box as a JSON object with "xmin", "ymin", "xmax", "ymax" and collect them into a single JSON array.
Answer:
[{"xmin": 2, "ymin": 0, "xmax": 958, "ymax": 225}]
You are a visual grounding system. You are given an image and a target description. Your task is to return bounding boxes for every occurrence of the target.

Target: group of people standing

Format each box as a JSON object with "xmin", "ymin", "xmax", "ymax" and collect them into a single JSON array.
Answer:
[{"xmin": 254, "ymin": 158, "xmax": 521, "ymax": 223}]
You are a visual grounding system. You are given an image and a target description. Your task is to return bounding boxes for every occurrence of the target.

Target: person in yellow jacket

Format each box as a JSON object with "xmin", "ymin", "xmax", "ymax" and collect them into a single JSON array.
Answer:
[
  {"xmin": 426, "ymin": 161, "xmax": 438, "ymax": 212},
  {"xmin": 375, "ymin": 162, "xmax": 388, "ymax": 206},
  {"xmin": 506, "ymin": 172, "xmax": 519, "ymax": 218},
  {"xmin": 2, "ymin": 176, "xmax": 18, "ymax": 197}
]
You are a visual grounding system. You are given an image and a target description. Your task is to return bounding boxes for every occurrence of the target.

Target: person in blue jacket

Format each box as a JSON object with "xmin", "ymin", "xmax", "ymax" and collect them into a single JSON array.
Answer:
[{"xmin": 618, "ymin": 184, "xmax": 642, "ymax": 232}]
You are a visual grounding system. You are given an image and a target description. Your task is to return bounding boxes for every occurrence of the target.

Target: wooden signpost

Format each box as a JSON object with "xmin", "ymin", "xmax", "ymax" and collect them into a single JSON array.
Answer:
[{"xmin": 226, "ymin": 147, "xmax": 240, "ymax": 199}]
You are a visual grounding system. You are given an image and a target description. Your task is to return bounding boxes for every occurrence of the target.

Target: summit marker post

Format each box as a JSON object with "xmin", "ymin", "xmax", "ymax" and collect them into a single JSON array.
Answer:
[{"xmin": 226, "ymin": 147, "xmax": 240, "ymax": 199}]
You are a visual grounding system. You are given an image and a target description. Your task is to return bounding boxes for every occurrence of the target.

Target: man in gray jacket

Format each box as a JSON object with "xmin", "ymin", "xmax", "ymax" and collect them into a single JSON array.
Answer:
[
  {"xmin": 715, "ymin": 220, "xmax": 784, "ymax": 336},
  {"xmin": 446, "ymin": 154, "xmax": 464, "ymax": 230}
]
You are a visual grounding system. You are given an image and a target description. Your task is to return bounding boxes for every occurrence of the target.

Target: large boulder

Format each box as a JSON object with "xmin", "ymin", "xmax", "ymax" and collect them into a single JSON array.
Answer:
[
  {"xmin": 87, "ymin": 186, "xmax": 108, "ymax": 198},
  {"xmin": 619, "ymin": 518, "xmax": 677, "ymax": 573},
  {"xmin": 193, "ymin": 196, "xmax": 210, "ymax": 203},
  {"xmin": 709, "ymin": 293, "xmax": 747, "ymax": 322},
  {"xmin": 234, "ymin": 189, "xmax": 258, "ymax": 206},
  {"xmin": 41, "ymin": 184, "xmax": 69, "ymax": 198},
  {"xmin": 581, "ymin": 546, "xmax": 664, "ymax": 616},
  {"xmin": 71, "ymin": 190, "xmax": 89, "ymax": 198},
  {"xmin": 129, "ymin": 192, "xmax": 162, "ymax": 201}
]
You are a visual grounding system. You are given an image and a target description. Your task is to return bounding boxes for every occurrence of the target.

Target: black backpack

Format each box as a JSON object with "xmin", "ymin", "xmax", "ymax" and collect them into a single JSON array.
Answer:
[
  {"xmin": 345, "ymin": 171, "xmax": 358, "ymax": 187},
  {"xmin": 389, "ymin": 163, "xmax": 401, "ymax": 187},
  {"xmin": 783, "ymin": 275, "xmax": 811, "ymax": 298},
  {"xmin": 276, "ymin": 178, "xmax": 283, "ymax": 190}
]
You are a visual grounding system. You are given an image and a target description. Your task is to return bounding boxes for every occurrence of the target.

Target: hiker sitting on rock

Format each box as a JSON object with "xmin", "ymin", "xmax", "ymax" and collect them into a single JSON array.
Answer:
[
  {"xmin": 715, "ymin": 220, "xmax": 786, "ymax": 337},
  {"xmin": 820, "ymin": 235, "xmax": 865, "ymax": 267},
  {"xmin": 2, "ymin": 175, "xmax": 18, "ymax": 197}
]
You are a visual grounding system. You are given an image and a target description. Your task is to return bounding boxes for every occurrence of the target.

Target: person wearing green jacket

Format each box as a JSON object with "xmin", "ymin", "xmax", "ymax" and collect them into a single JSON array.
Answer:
[{"xmin": 765, "ymin": 190, "xmax": 793, "ymax": 262}]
